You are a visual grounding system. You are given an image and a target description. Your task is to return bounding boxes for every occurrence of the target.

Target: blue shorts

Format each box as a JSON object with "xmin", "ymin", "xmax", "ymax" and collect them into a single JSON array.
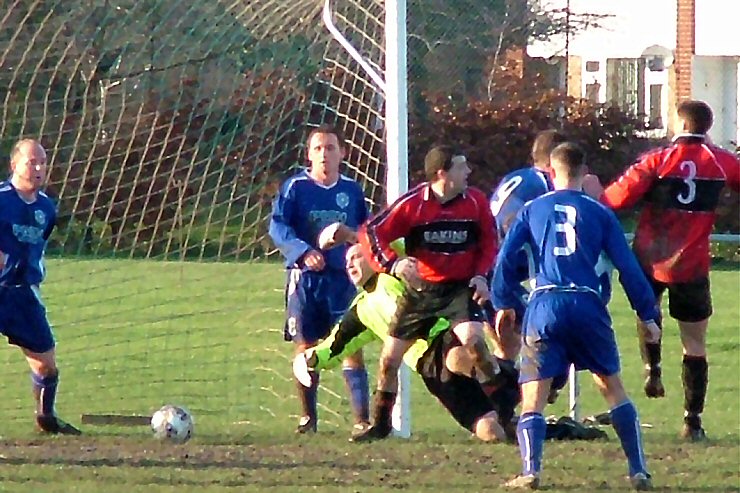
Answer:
[
  {"xmin": 0, "ymin": 285, "xmax": 55, "ymax": 353},
  {"xmin": 519, "ymin": 291, "xmax": 619, "ymax": 384},
  {"xmin": 283, "ymin": 268, "xmax": 356, "ymax": 345}
]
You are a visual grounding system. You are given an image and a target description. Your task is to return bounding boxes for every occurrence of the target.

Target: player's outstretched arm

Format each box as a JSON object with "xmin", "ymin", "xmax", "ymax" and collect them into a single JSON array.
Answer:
[
  {"xmin": 294, "ymin": 305, "xmax": 378, "ymax": 388},
  {"xmin": 601, "ymin": 153, "xmax": 658, "ymax": 210},
  {"xmin": 602, "ymin": 210, "xmax": 660, "ymax": 324},
  {"xmin": 358, "ymin": 189, "xmax": 417, "ymax": 274}
]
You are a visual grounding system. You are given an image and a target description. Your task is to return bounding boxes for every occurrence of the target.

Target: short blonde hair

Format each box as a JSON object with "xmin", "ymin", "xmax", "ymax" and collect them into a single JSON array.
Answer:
[{"xmin": 10, "ymin": 139, "xmax": 44, "ymax": 164}]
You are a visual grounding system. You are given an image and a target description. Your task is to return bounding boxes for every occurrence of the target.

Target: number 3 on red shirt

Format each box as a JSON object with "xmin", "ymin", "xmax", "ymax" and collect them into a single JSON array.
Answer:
[{"xmin": 677, "ymin": 160, "xmax": 697, "ymax": 205}]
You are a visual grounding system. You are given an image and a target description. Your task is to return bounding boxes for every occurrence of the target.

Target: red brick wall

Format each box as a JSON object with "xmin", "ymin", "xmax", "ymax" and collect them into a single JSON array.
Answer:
[{"xmin": 675, "ymin": 0, "xmax": 695, "ymax": 102}]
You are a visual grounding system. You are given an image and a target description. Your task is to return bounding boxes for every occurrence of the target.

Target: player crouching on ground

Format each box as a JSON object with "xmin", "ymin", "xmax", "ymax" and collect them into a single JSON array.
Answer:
[{"xmin": 294, "ymin": 233, "xmax": 519, "ymax": 443}]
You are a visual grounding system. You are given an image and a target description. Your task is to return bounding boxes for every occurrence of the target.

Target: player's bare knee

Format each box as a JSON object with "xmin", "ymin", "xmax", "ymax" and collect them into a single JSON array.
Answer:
[
  {"xmin": 379, "ymin": 337, "xmax": 412, "ymax": 371},
  {"xmin": 593, "ymin": 373, "xmax": 627, "ymax": 406},
  {"xmin": 24, "ymin": 349, "xmax": 57, "ymax": 377},
  {"xmin": 294, "ymin": 341, "xmax": 314, "ymax": 354},
  {"xmin": 464, "ymin": 337, "xmax": 492, "ymax": 364},
  {"xmin": 30, "ymin": 360, "xmax": 57, "ymax": 378},
  {"xmin": 453, "ymin": 321, "xmax": 484, "ymax": 346},
  {"xmin": 453, "ymin": 325, "xmax": 484, "ymax": 352},
  {"xmin": 473, "ymin": 412, "xmax": 505, "ymax": 442},
  {"xmin": 445, "ymin": 346, "xmax": 473, "ymax": 376},
  {"xmin": 679, "ymin": 320, "xmax": 708, "ymax": 356},
  {"xmin": 520, "ymin": 380, "xmax": 551, "ymax": 413}
]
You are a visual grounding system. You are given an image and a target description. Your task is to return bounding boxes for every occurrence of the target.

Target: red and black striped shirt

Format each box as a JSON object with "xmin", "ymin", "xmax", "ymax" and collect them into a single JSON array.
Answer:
[
  {"xmin": 602, "ymin": 136, "xmax": 740, "ymax": 283},
  {"xmin": 359, "ymin": 183, "xmax": 497, "ymax": 283}
]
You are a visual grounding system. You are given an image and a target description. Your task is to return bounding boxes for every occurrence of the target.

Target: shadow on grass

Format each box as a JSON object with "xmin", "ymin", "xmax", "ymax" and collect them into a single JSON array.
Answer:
[
  {"xmin": 0, "ymin": 455, "xmax": 344, "ymax": 471},
  {"xmin": 649, "ymin": 488, "xmax": 740, "ymax": 493}
]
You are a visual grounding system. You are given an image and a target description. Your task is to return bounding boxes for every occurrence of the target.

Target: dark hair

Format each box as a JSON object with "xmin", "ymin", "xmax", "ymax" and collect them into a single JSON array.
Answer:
[
  {"xmin": 677, "ymin": 100, "xmax": 713, "ymax": 134},
  {"xmin": 424, "ymin": 145, "xmax": 465, "ymax": 180},
  {"xmin": 307, "ymin": 124, "xmax": 346, "ymax": 149},
  {"xmin": 531, "ymin": 129, "xmax": 567, "ymax": 166},
  {"xmin": 550, "ymin": 142, "xmax": 586, "ymax": 178}
]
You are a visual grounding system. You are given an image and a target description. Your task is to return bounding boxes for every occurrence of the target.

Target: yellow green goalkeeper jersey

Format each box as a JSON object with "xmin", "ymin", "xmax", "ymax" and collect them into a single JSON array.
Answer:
[{"xmin": 312, "ymin": 273, "xmax": 449, "ymax": 372}]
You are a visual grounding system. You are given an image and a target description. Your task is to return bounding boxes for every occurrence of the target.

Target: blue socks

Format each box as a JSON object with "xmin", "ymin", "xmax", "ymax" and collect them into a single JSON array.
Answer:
[
  {"xmin": 31, "ymin": 371, "xmax": 58, "ymax": 417},
  {"xmin": 514, "ymin": 400, "xmax": 648, "ymax": 479},
  {"xmin": 343, "ymin": 367, "xmax": 370, "ymax": 423},
  {"xmin": 517, "ymin": 412, "xmax": 546, "ymax": 476},
  {"xmin": 610, "ymin": 400, "xmax": 648, "ymax": 476}
]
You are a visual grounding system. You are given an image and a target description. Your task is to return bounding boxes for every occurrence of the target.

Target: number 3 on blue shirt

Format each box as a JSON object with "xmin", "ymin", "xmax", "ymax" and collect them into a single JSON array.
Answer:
[{"xmin": 553, "ymin": 204, "xmax": 577, "ymax": 256}]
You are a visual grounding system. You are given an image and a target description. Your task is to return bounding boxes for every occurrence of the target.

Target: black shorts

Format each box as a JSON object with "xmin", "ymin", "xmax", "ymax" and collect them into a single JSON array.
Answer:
[
  {"xmin": 650, "ymin": 276, "xmax": 712, "ymax": 323},
  {"xmin": 389, "ymin": 281, "xmax": 485, "ymax": 341},
  {"xmin": 416, "ymin": 331, "xmax": 494, "ymax": 432}
]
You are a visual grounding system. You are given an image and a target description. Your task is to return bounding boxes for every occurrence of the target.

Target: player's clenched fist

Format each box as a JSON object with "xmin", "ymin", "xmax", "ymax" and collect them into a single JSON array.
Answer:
[
  {"xmin": 391, "ymin": 257, "xmax": 422, "ymax": 291},
  {"xmin": 302, "ymin": 249, "xmax": 325, "ymax": 271},
  {"xmin": 643, "ymin": 320, "xmax": 662, "ymax": 344},
  {"xmin": 469, "ymin": 275, "xmax": 490, "ymax": 305}
]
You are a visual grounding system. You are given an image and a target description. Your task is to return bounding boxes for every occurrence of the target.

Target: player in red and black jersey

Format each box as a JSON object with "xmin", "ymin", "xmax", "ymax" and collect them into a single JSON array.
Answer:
[
  {"xmin": 601, "ymin": 100, "xmax": 740, "ymax": 441},
  {"xmin": 354, "ymin": 145, "xmax": 501, "ymax": 441}
]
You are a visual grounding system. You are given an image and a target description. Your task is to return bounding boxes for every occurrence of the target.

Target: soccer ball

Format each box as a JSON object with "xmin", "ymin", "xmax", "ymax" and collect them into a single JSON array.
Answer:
[{"xmin": 150, "ymin": 405, "xmax": 194, "ymax": 443}]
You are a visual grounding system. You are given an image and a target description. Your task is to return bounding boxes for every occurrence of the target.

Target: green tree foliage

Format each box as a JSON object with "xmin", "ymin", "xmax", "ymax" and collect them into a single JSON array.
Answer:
[
  {"xmin": 407, "ymin": 0, "xmax": 609, "ymax": 101},
  {"xmin": 1, "ymin": 0, "xmax": 735, "ymax": 259}
]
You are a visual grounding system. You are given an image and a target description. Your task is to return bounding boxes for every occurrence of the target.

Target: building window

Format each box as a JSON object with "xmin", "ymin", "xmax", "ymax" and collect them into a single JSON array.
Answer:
[
  {"xmin": 649, "ymin": 84, "xmax": 663, "ymax": 128},
  {"xmin": 586, "ymin": 81, "xmax": 601, "ymax": 102}
]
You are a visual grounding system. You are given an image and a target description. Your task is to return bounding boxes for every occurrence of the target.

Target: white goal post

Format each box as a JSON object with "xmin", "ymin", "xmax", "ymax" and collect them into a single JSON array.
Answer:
[
  {"xmin": 323, "ymin": 0, "xmax": 412, "ymax": 437},
  {"xmin": 383, "ymin": 0, "xmax": 412, "ymax": 439}
]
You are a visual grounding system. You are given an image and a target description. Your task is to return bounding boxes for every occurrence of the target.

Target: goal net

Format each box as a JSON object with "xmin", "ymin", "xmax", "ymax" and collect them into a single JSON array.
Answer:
[
  {"xmin": 0, "ymin": 0, "xmax": 387, "ymax": 435},
  {"xmin": 6, "ymin": 0, "xmax": 722, "ymax": 439}
]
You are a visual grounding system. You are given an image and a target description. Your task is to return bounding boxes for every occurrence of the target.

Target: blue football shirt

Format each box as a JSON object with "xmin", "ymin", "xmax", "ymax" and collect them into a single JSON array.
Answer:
[
  {"xmin": 492, "ymin": 189, "xmax": 658, "ymax": 323},
  {"xmin": 489, "ymin": 166, "xmax": 552, "ymax": 240},
  {"xmin": 269, "ymin": 170, "xmax": 368, "ymax": 271},
  {"xmin": 0, "ymin": 181, "xmax": 57, "ymax": 286}
]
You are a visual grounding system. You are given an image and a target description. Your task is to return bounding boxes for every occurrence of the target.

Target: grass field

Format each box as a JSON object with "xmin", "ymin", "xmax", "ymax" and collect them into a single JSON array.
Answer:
[{"xmin": 0, "ymin": 260, "xmax": 737, "ymax": 492}]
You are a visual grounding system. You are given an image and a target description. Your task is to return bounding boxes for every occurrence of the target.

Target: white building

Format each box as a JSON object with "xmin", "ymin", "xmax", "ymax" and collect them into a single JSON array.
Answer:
[
  {"xmin": 691, "ymin": 0, "xmax": 740, "ymax": 148},
  {"xmin": 528, "ymin": 0, "xmax": 740, "ymax": 148}
]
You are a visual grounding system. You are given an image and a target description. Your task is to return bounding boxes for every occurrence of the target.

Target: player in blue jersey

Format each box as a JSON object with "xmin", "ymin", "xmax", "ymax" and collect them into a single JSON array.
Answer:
[
  {"xmin": 0, "ymin": 139, "xmax": 81, "ymax": 435},
  {"xmin": 492, "ymin": 142, "xmax": 660, "ymax": 491},
  {"xmin": 269, "ymin": 124, "xmax": 370, "ymax": 435},
  {"xmin": 490, "ymin": 130, "xmax": 566, "ymax": 240},
  {"xmin": 488, "ymin": 130, "xmax": 567, "ymax": 361}
]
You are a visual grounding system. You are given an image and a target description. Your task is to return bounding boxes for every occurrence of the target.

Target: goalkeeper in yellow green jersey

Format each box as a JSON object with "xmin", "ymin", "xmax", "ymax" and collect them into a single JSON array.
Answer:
[{"xmin": 293, "ymin": 238, "xmax": 519, "ymax": 442}]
